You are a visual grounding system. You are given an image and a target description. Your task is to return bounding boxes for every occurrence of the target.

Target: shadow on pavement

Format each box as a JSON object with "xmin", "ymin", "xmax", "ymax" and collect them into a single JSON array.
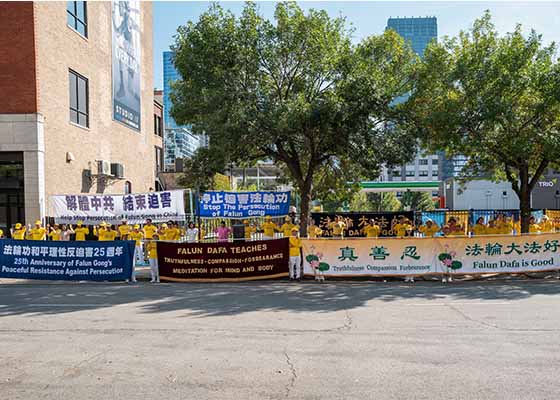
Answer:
[{"xmin": 0, "ymin": 278, "xmax": 559, "ymax": 318}]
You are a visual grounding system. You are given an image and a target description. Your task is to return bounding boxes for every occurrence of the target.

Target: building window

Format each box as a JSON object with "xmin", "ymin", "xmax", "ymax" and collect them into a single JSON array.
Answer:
[
  {"xmin": 155, "ymin": 146, "xmax": 163, "ymax": 172},
  {"xmin": 125, "ymin": 181, "xmax": 132, "ymax": 194},
  {"xmin": 406, "ymin": 171, "xmax": 415, "ymax": 177},
  {"xmin": 432, "ymin": 171, "xmax": 439, "ymax": 177},
  {"xmin": 67, "ymin": 1, "xmax": 87, "ymax": 37},
  {"xmin": 69, "ymin": 70, "xmax": 89, "ymax": 128},
  {"xmin": 432, "ymin": 159, "xmax": 439, "ymax": 165},
  {"xmin": 419, "ymin": 171, "xmax": 428, "ymax": 177},
  {"xmin": 392, "ymin": 170, "xmax": 401, "ymax": 177},
  {"xmin": 419, "ymin": 159, "xmax": 428, "ymax": 165},
  {"xmin": 154, "ymin": 115, "xmax": 162, "ymax": 137}
]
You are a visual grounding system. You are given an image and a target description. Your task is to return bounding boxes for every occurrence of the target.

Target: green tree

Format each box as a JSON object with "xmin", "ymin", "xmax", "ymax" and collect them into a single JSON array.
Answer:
[
  {"xmin": 399, "ymin": 191, "xmax": 435, "ymax": 211},
  {"xmin": 170, "ymin": 2, "xmax": 417, "ymax": 233},
  {"xmin": 349, "ymin": 192, "xmax": 401, "ymax": 212},
  {"xmin": 409, "ymin": 12, "xmax": 560, "ymax": 232}
]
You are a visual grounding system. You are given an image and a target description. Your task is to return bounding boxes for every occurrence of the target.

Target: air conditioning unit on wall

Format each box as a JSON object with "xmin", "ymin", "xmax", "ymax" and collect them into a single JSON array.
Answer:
[
  {"xmin": 97, "ymin": 160, "xmax": 111, "ymax": 176},
  {"xmin": 111, "ymin": 163, "xmax": 125, "ymax": 179}
]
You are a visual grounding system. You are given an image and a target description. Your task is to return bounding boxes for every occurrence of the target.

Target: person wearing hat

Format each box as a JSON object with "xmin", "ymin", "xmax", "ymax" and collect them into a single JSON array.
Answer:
[
  {"xmin": 74, "ymin": 221, "xmax": 89, "ymax": 241},
  {"xmin": 288, "ymin": 227, "xmax": 303, "ymax": 280},
  {"xmin": 243, "ymin": 220, "xmax": 256, "ymax": 241},
  {"xmin": 95, "ymin": 222, "xmax": 117, "ymax": 241},
  {"xmin": 117, "ymin": 220, "xmax": 132, "ymax": 240},
  {"xmin": 280, "ymin": 216, "xmax": 297, "ymax": 238},
  {"xmin": 540, "ymin": 215, "xmax": 555, "ymax": 233},
  {"xmin": 29, "ymin": 220, "xmax": 47, "ymax": 241},
  {"xmin": 11, "ymin": 223, "xmax": 26, "ymax": 240},
  {"xmin": 329, "ymin": 216, "xmax": 346, "ymax": 239},
  {"xmin": 418, "ymin": 219, "xmax": 440, "ymax": 238},
  {"xmin": 158, "ymin": 223, "xmax": 170, "ymax": 240},
  {"xmin": 129, "ymin": 224, "xmax": 145, "ymax": 266},
  {"xmin": 261, "ymin": 216, "xmax": 278, "ymax": 240},
  {"xmin": 147, "ymin": 234, "xmax": 160, "ymax": 283}
]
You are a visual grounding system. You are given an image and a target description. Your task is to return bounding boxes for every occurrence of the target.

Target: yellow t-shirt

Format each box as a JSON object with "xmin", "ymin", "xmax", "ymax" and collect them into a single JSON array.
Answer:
[
  {"xmin": 147, "ymin": 241, "xmax": 158, "ymax": 259},
  {"xmin": 118, "ymin": 224, "xmax": 132, "ymax": 239},
  {"xmin": 307, "ymin": 225, "xmax": 322, "ymax": 238},
  {"xmin": 129, "ymin": 231, "xmax": 144, "ymax": 246},
  {"xmin": 244, "ymin": 225, "xmax": 256, "ymax": 239},
  {"xmin": 289, "ymin": 236, "xmax": 302, "ymax": 257},
  {"xmin": 449, "ymin": 226, "xmax": 464, "ymax": 236},
  {"xmin": 419, "ymin": 224, "xmax": 439, "ymax": 237},
  {"xmin": 262, "ymin": 221, "xmax": 277, "ymax": 237},
  {"xmin": 143, "ymin": 224, "xmax": 157, "ymax": 239},
  {"xmin": 364, "ymin": 225, "xmax": 381, "ymax": 238},
  {"xmin": 394, "ymin": 223, "xmax": 410, "ymax": 238},
  {"xmin": 0, "ymin": 229, "xmax": 3, "ymax": 238},
  {"xmin": 540, "ymin": 221, "xmax": 554, "ymax": 233},
  {"xmin": 280, "ymin": 223, "xmax": 296, "ymax": 237},
  {"xmin": 12, "ymin": 228, "xmax": 26, "ymax": 240},
  {"xmin": 98, "ymin": 229, "xmax": 117, "ymax": 241},
  {"xmin": 48, "ymin": 230, "xmax": 61, "ymax": 241},
  {"xmin": 168, "ymin": 228, "xmax": 181, "ymax": 241},
  {"xmin": 529, "ymin": 223, "xmax": 541, "ymax": 233},
  {"xmin": 471, "ymin": 224, "xmax": 487, "ymax": 236},
  {"xmin": 330, "ymin": 221, "xmax": 346, "ymax": 236},
  {"xmin": 74, "ymin": 226, "xmax": 89, "ymax": 241},
  {"xmin": 30, "ymin": 227, "xmax": 47, "ymax": 240}
]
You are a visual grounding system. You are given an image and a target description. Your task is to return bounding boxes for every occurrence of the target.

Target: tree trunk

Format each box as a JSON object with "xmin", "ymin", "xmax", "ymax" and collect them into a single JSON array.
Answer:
[
  {"xmin": 519, "ymin": 166, "xmax": 531, "ymax": 234},
  {"xmin": 298, "ymin": 179, "xmax": 313, "ymax": 238}
]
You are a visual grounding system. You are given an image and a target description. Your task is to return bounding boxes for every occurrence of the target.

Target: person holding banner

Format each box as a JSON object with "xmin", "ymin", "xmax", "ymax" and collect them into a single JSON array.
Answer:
[
  {"xmin": 394, "ymin": 216, "xmax": 412, "ymax": 238},
  {"xmin": 186, "ymin": 222, "xmax": 199, "ymax": 243},
  {"xmin": 215, "ymin": 221, "xmax": 231, "ymax": 242},
  {"xmin": 147, "ymin": 234, "xmax": 160, "ymax": 283},
  {"xmin": 289, "ymin": 227, "xmax": 303, "ymax": 280},
  {"xmin": 11, "ymin": 223, "xmax": 26, "ymax": 240},
  {"xmin": 329, "ymin": 216, "xmax": 346, "ymax": 239},
  {"xmin": 243, "ymin": 220, "xmax": 256, "ymax": 241},
  {"xmin": 73, "ymin": 221, "xmax": 89, "ymax": 241},
  {"xmin": 470, "ymin": 217, "xmax": 487, "ymax": 236},
  {"xmin": 540, "ymin": 215, "xmax": 555, "ymax": 233},
  {"xmin": 0, "ymin": 228, "xmax": 3, "ymax": 239}
]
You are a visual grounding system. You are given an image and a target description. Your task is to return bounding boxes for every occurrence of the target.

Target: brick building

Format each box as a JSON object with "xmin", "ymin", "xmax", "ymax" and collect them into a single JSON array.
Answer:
[{"xmin": 0, "ymin": 1, "xmax": 161, "ymax": 232}]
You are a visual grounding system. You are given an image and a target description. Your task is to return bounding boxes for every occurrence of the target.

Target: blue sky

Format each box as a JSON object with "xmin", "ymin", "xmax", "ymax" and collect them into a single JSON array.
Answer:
[{"xmin": 153, "ymin": 1, "xmax": 560, "ymax": 89}]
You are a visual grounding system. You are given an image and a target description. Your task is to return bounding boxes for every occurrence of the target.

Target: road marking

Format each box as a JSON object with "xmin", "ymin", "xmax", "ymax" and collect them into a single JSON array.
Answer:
[
  {"xmin": 405, "ymin": 302, "xmax": 511, "ymax": 306},
  {"xmin": 26, "ymin": 304, "xmax": 113, "ymax": 307}
]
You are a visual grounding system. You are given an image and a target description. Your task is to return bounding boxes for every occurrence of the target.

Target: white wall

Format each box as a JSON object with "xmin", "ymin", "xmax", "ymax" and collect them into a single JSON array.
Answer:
[{"xmin": 450, "ymin": 179, "xmax": 519, "ymax": 210}]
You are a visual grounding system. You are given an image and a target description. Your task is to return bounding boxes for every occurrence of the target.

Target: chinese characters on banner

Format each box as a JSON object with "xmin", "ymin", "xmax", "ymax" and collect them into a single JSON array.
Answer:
[
  {"xmin": 198, "ymin": 191, "xmax": 291, "ymax": 218},
  {"xmin": 0, "ymin": 240, "xmax": 135, "ymax": 281},
  {"xmin": 157, "ymin": 238, "xmax": 289, "ymax": 282},
  {"xmin": 50, "ymin": 190, "xmax": 186, "ymax": 224},
  {"xmin": 311, "ymin": 211, "xmax": 415, "ymax": 237},
  {"xmin": 303, "ymin": 233, "xmax": 560, "ymax": 277}
]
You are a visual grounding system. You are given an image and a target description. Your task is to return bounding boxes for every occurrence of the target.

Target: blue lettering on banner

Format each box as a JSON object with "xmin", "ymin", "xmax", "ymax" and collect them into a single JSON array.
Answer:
[
  {"xmin": 0, "ymin": 240, "xmax": 134, "ymax": 281},
  {"xmin": 198, "ymin": 191, "xmax": 291, "ymax": 218}
]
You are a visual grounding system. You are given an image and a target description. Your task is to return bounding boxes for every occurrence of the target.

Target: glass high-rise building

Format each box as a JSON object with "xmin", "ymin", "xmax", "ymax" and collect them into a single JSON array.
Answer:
[
  {"xmin": 386, "ymin": 17, "xmax": 437, "ymax": 56},
  {"xmin": 163, "ymin": 51, "xmax": 203, "ymax": 170}
]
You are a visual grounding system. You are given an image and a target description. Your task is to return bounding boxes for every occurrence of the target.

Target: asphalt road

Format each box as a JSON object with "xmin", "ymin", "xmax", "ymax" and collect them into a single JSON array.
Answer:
[{"xmin": 1, "ymin": 278, "xmax": 559, "ymax": 400}]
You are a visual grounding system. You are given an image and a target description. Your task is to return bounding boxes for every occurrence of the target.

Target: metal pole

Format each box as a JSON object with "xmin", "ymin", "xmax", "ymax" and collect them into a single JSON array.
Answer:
[
  {"xmin": 188, "ymin": 188, "xmax": 194, "ymax": 222},
  {"xmin": 257, "ymin": 163, "xmax": 260, "ymax": 190}
]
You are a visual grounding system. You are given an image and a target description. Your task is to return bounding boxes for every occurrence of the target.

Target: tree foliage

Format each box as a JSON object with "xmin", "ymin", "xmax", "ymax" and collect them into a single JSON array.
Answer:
[
  {"xmin": 171, "ymin": 2, "xmax": 418, "ymax": 232},
  {"xmin": 349, "ymin": 192, "xmax": 401, "ymax": 212},
  {"xmin": 409, "ymin": 12, "xmax": 560, "ymax": 232},
  {"xmin": 399, "ymin": 191, "xmax": 436, "ymax": 211}
]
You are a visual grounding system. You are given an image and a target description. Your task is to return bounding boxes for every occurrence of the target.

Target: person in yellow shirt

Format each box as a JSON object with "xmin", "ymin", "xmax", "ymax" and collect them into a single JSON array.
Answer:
[
  {"xmin": 11, "ymin": 223, "xmax": 26, "ymax": 240},
  {"xmin": 73, "ymin": 221, "xmax": 89, "ymax": 241},
  {"xmin": 502, "ymin": 216, "xmax": 515, "ymax": 235},
  {"xmin": 442, "ymin": 217, "xmax": 464, "ymax": 237},
  {"xmin": 363, "ymin": 219, "xmax": 381, "ymax": 238},
  {"xmin": 129, "ymin": 224, "xmax": 145, "ymax": 265},
  {"xmin": 261, "ymin": 216, "xmax": 278, "ymax": 239},
  {"xmin": 95, "ymin": 222, "xmax": 117, "ymax": 241},
  {"xmin": 117, "ymin": 220, "xmax": 131, "ymax": 240},
  {"xmin": 147, "ymin": 234, "xmax": 159, "ymax": 283},
  {"xmin": 539, "ymin": 215, "xmax": 554, "ymax": 233},
  {"xmin": 307, "ymin": 220, "xmax": 322, "ymax": 238},
  {"xmin": 168, "ymin": 222, "xmax": 181, "ymax": 241},
  {"xmin": 329, "ymin": 216, "xmax": 346, "ymax": 238},
  {"xmin": 48, "ymin": 224, "xmax": 61, "ymax": 241},
  {"xmin": 0, "ymin": 228, "xmax": 3, "ymax": 239},
  {"xmin": 528, "ymin": 216, "xmax": 541, "ymax": 233},
  {"xmin": 393, "ymin": 216, "xmax": 412, "ymax": 238},
  {"xmin": 470, "ymin": 217, "xmax": 487, "ymax": 236},
  {"xmin": 418, "ymin": 219, "xmax": 439, "ymax": 237},
  {"xmin": 243, "ymin": 220, "xmax": 256, "ymax": 241},
  {"xmin": 485, "ymin": 220, "xmax": 500, "ymax": 235},
  {"xmin": 143, "ymin": 219, "xmax": 158, "ymax": 240},
  {"xmin": 280, "ymin": 216, "xmax": 296, "ymax": 237},
  {"xmin": 29, "ymin": 220, "xmax": 47, "ymax": 240},
  {"xmin": 288, "ymin": 227, "xmax": 302, "ymax": 280}
]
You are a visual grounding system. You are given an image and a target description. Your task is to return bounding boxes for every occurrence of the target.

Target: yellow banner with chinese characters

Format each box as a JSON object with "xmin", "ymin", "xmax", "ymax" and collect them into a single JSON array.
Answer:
[{"xmin": 302, "ymin": 233, "xmax": 560, "ymax": 277}]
